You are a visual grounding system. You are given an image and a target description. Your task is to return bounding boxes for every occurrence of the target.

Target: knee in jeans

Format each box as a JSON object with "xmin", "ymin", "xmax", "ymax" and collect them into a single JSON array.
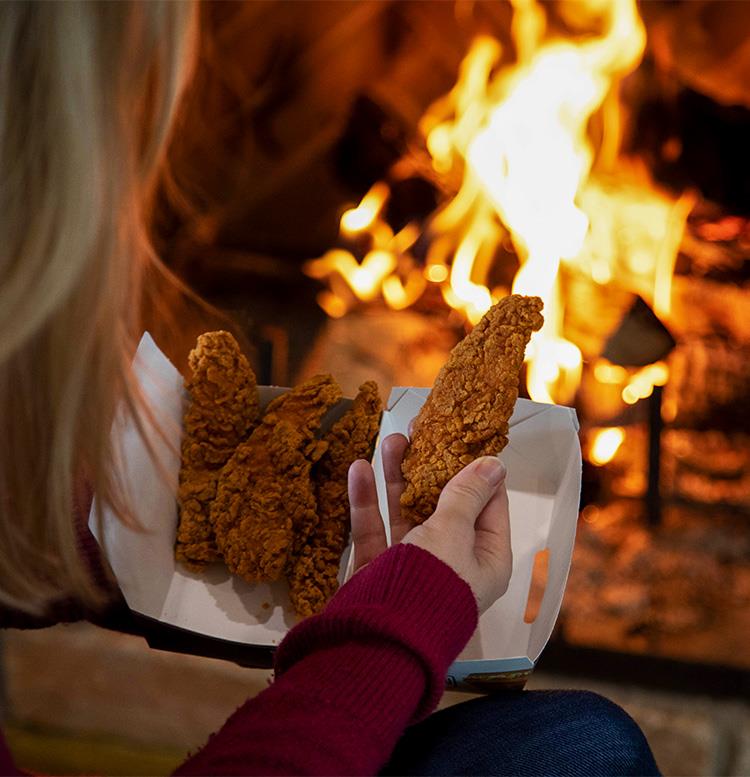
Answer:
[
  {"xmin": 575, "ymin": 691, "xmax": 643, "ymax": 736},
  {"xmin": 570, "ymin": 691, "xmax": 655, "ymax": 770}
]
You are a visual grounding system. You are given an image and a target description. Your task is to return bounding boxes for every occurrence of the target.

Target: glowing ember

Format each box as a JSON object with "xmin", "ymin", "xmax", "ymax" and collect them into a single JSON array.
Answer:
[{"xmin": 590, "ymin": 427, "xmax": 626, "ymax": 466}]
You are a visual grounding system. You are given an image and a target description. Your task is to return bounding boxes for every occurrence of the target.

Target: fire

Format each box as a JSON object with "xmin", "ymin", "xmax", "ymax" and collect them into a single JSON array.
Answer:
[
  {"xmin": 339, "ymin": 182, "xmax": 389, "ymax": 235},
  {"xmin": 621, "ymin": 361, "xmax": 669, "ymax": 405},
  {"xmin": 305, "ymin": 0, "xmax": 691, "ymax": 408},
  {"xmin": 305, "ymin": 248, "xmax": 395, "ymax": 303},
  {"xmin": 590, "ymin": 427, "xmax": 625, "ymax": 466},
  {"xmin": 594, "ymin": 357, "xmax": 670, "ymax": 403}
]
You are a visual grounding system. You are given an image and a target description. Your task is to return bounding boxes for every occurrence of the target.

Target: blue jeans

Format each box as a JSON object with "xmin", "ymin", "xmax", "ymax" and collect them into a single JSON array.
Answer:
[{"xmin": 383, "ymin": 690, "xmax": 660, "ymax": 776}]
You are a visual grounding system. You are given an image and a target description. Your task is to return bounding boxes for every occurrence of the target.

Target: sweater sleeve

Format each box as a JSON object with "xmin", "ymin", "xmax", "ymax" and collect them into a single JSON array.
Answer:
[{"xmin": 174, "ymin": 544, "xmax": 478, "ymax": 776}]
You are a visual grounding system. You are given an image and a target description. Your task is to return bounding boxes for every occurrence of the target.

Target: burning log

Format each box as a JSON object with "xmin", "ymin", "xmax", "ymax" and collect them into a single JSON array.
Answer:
[{"xmin": 296, "ymin": 308, "xmax": 461, "ymax": 398}]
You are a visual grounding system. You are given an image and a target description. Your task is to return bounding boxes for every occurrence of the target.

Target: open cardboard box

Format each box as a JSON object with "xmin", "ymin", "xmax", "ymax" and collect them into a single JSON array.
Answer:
[{"xmin": 90, "ymin": 333, "xmax": 581, "ymax": 691}]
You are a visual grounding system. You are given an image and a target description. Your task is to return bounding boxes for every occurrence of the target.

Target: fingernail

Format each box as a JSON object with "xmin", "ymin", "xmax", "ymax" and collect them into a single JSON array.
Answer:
[{"xmin": 475, "ymin": 457, "xmax": 506, "ymax": 487}]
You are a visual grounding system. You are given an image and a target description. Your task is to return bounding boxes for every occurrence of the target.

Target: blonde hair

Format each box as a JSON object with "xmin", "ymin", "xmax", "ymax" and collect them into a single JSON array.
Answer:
[{"xmin": 0, "ymin": 1, "xmax": 196, "ymax": 614}]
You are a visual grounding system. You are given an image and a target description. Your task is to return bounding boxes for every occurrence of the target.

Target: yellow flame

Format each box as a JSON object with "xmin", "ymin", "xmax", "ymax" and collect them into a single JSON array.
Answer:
[
  {"xmin": 422, "ymin": 37, "xmax": 503, "ymax": 168},
  {"xmin": 525, "ymin": 336, "xmax": 583, "ymax": 405},
  {"xmin": 594, "ymin": 360, "xmax": 629, "ymax": 384},
  {"xmin": 425, "ymin": 264, "xmax": 449, "ymax": 283},
  {"xmin": 590, "ymin": 427, "xmax": 625, "ymax": 465},
  {"xmin": 391, "ymin": 223, "xmax": 420, "ymax": 254},
  {"xmin": 316, "ymin": 290, "xmax": 348, "ymax": 319},
  {"xmin": 577, "ymin": 173, "xmax": 694, "ymax": 319},
  {"xmin": 340, "ymin": 182, "xmax": 389, "ymax": 235},
  {"xmin": 305, "ymin": 248, "xmax": 396, "ymax": 303},
  {"xmin": 304, "ymin": 0, "xmax": 690, "ymax": 414},
  {"xmin": 464, "ymin": 0, "xmax": 645, "ymax": 403},
  {"xmin": 653, "ymin": 191, "xmax": 696, "ymax": 318},
  {"xmin": 382, "ymin": 270, "xmax": 427, "ymax": 310},
  {"xmin": 449, "ymin": 220, "xmax": 495, "ymax": 324},
  {"xmin": 621, "ymin": 361, "xmax": 669, "ymax": 404}
]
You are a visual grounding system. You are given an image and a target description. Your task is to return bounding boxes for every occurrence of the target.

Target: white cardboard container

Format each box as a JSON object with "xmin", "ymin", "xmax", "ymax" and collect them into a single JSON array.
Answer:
[{"xmin": 90, "ymin": 333, "xmax": 581, "ymax": 688}]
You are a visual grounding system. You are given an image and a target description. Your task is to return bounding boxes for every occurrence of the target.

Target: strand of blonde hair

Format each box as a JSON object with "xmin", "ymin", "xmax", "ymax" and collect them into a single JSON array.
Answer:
[{"xmin": 0, "ymin": 1, "xmax": 196, "ymax": 614}]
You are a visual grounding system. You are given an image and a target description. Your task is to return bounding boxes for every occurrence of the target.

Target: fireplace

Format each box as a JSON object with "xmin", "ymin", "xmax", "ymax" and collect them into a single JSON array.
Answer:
[{"xmin": 150, "ymin": 0, "xmax": 750, "ymax": 694}]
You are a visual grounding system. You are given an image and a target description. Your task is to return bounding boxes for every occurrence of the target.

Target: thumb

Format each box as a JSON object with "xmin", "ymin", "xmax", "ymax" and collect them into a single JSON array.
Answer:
[{"xmin": 432, "ymin": 456, "xmax": 507, "ymax": 525}]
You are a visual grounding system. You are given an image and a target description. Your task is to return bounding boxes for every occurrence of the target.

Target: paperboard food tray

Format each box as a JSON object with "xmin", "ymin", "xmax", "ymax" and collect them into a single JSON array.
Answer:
[{"xmin": 90, "ymin": 334, "xmax": 581, "ymax": 688}]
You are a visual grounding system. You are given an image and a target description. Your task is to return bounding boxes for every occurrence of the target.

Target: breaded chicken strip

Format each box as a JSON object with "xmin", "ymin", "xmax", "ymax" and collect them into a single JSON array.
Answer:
[
  {"xmin": 288, "ymin": 381, "xmax": 383, "ymax": 617},
  {"xmin": 212, "ymin": 375, "xmax": 342, "ymax": 583},
  {"xmin": 175, "ymin": 331, "xmax": 260, "ymax": 571},
  {"xmin": 400, "ymin": 295, "xmax": 543, "ymax": 524}
]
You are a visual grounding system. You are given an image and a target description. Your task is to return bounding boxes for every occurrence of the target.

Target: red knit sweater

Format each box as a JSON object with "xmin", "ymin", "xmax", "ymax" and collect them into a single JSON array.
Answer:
[{"xmin": 0, "ymin": 544, "xmax": 478, "ymax": 776}]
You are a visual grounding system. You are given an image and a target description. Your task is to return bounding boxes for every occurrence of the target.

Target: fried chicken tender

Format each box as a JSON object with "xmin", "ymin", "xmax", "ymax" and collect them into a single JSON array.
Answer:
[
  {"xmin": 211, "ymin": 375, "xmax": 342, "ymax": 583},
  {"xmin": 288, "ymin": 381, "xmax": 383, "ymax": 617},
  {"xmin": 400, "ymin": 294, "xmax": 544, "ymax": 524},
  {"xmin": 175, "ymin": 331, "xmax": 260, "ymax": 571}
]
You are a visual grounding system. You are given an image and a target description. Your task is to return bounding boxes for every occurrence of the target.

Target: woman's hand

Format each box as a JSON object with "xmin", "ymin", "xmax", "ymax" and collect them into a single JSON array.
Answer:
[{"xmin": 348, "ymin": 433, "xmax": 513, "ymax": 613}]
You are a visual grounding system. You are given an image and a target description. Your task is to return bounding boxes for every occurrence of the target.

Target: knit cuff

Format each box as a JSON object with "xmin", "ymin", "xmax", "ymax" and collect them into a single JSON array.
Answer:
[{"xmin": 275, "ymin": 544, "xmax": 478, "ymax": 722}]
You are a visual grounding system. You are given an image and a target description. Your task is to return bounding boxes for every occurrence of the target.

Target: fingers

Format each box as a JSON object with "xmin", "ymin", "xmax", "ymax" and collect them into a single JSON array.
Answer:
[
  {"xmin": 348, "ymin": 459, "xmax": 387, "ymax": 572},
  {"xmin": 474, "ymin": 478, "xmax": 512, "ymax": 590},
  {"xmin": 381, "ymin": 433, "xmax": 412, "ymax": 544},
  {"xmin": 433, "ymin": 456, "xmax": 506, "ymax": 527},
  {"xmin": 475, "ymin": 476, "xmax": 510, "ymax": 543}
]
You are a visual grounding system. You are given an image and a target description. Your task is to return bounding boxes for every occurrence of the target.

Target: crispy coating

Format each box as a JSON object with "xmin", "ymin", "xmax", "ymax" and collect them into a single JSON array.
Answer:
[
  {"xmin": 175, "ymin": 331, "xmax": 260, "ymax": 571},
  {"xmin": 400, "ymin": 295, "xmax": 543, "ymax": 524},
  {"xmin": 211, "ymin": 375, "xmax": 342, "ymax": 583},
  {"xmin": 288, "ymin": 381, "xmax": 383, "ymax": 617}
]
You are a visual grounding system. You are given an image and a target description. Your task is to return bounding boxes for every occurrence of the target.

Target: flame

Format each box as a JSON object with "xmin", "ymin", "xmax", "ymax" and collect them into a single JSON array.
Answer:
[
  {"xmin": 340, "ymin": 182, "xmax": 389, "ymax": 236},
  {"xmin": 593, "ymin": 357, "xmax": 670, "ymax": 406},
  {"xmin": 621, "ymin": 361, "xmax": 669, "ymax": 404},
  {"xmin": 305, "ymin": 247, "xmax": 396, "ymax": 302},
  {"xmin": 305, "ymin": 0, "xmax": 691, "ymax": 410},
  {"xmin": 594, "ymin": 360, "xmax": 628, "ymax": 384},
  {"xmin": 590, "ymin": 427, "xmax": 625, "ymax": 466},
  {"xmin": 425, "ymin": 264, "xmax": 449, "ymax": 283},
  {"xmin": 454, "ymin": 0, "xmax": 646, "ymax": 404},
  {"xmin": 576, "ymin": 175, "xmax": 695, "ymax": 319},
  {"xmin": 382, "ymin": 269, "xmax": 426, "ymax": 310}
]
